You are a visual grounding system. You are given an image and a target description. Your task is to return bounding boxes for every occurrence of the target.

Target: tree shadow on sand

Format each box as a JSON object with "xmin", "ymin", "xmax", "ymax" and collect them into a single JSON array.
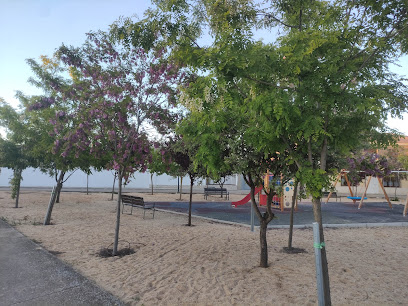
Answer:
[{"xmin": 97, "ymin": 240, "xmax": 145, "ymax": 258}]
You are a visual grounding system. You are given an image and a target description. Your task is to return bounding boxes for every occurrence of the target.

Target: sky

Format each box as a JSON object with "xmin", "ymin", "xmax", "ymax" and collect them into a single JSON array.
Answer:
[
  {"xmin": 0, "ymin": 0, "xmax": 407, "ymax": 135},
  {"xmin": 0, "ymin": 0, "xmax": 151, "ymax": 105}
]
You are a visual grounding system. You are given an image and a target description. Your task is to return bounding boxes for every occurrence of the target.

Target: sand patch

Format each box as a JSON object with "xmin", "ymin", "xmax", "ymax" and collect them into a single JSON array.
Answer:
[{"xmin": 1, "ymin": 190, "xmax": 407, "ymax": 305}]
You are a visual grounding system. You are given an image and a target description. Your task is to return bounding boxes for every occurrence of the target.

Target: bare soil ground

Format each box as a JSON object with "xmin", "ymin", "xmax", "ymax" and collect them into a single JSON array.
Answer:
[{"xmin": 1, "ymin": 190, "xmax": 407, "ymax": 305}]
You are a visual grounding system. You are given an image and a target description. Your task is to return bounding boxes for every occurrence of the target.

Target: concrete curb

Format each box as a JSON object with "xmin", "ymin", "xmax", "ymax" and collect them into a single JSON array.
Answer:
[{"xmin": 268, "ymin": 222, "xmax": 408, "ymax": 229}]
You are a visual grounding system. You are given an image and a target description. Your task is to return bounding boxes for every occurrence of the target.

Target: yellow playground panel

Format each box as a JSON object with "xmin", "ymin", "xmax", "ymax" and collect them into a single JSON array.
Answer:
[{"xmin": 261, "ymin": 171, "xmax": 297, "ymax": 211}]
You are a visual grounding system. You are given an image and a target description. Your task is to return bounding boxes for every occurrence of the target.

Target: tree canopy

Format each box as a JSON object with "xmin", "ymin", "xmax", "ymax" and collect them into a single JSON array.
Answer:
[{"xmin": 110, "ymin": 0, "xmax": 408, "ymax": 300}]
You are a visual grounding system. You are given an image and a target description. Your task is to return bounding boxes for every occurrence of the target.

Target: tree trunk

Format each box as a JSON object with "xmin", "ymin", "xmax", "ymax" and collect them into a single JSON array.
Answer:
[
  {"xmin": 113, "ymin": 171, "xmax": 123, "ymax": 256},
  {"xmin": 55, "ymin": 172, "xmax": 65, "ymax": 204},
  {"xmin": 188, "ymin": 176, "xmax": 194, "ymax": 226},
  {"xmin": 316, "ymin": 133, "xmax": 332, "ymax": 305},
  {"xmin": 312, "ymin": 197, "xmax": 332, "ymax": 305},
  {"xmin": 14, "ymin": 169, "xmax": 22, "ymax": 208},
  {"xmin": 179, "ymin": 176, "xmax": 183, "ymax": 200},
  {"xmin": 56, "ymin": 189, "xmax": 60, "ymax": 203},
  {"xmin": 259, "ymin": 190, "xmax": 275, "ymax": 268},
  {"xmin": 246, "ymin": 179, "xmax": 274, "ymax": 268},
  {"xmin": 44, "ymin": 171, "xmax": 65, "ymax": 225},
  {"xmin": 259, "ymin": 219, "xmax": 268, "ymax": 268},
  {"xmin": 151, "ymin": 173, "xmax": 154, "ymax": 195},
  {"xmin": 111, "ymin": 172, "xmax": 117, "ymax": 201},
  {"xmin": 288, "ymin": 180, "xmax": 299, "ymax": 249},
  {"xmin": 86, "ymin": 173, "xmax": 89, "ymax": 195}
]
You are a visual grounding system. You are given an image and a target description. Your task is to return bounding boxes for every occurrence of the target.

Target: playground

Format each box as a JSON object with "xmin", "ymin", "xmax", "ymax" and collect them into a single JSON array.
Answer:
[
  {"xmin": 151, "ymin": 173, "xmax": 408, "ymax": 227},
  {"xmin": 153, "ymin": 198, "xmax": 408, "ymax": 227}
]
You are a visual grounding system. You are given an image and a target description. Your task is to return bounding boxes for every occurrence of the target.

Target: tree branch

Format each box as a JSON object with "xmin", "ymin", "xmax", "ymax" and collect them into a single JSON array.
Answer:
[
  {"xmin": 63, "ymin": 169, "xmax": 77, "ymax": 183},
  {"xmin": 281, "ymin": 136, "xmax": 302, "ymax": 170},
  {"xmin": 265, "ymin": 188, "xmax": 275, "ymax": 222},
  {"xmin": 184, "ymin": 33, "xmax": 201, "ymax": 49},
  {"xmin": 243, "ymin": 173, "xmax": 263, "ymax": 218},
  {"xmin": 261, "ymin": 13, "xmax": 298, "ymax": 29},
  {"xmin": 299, "ymin": 9, "xmax": 302, "ymax": 31},
  {"xmin": 320, "ymin": 118, "xmax": 329, "ymax": 171},
  {"xmin": 232, "ymin": 81, "xmax": 248, "ymax": 99},
  {"xmin": 243, "ymin": 76, "xmax": 292, "ymax": 90},
  {"xmin": 308, "ymin": 137, "xmax": 313, "ymax": 167},
  {"xmin": 341, "ymin": 13, "xmax": 408, "ymax": 92}
]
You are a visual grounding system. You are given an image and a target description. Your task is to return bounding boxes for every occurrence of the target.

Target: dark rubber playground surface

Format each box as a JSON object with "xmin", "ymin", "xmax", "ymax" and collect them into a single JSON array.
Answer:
[{"xmin": 152, "ymin": 200, "xmax": 408, "ymax": 227}]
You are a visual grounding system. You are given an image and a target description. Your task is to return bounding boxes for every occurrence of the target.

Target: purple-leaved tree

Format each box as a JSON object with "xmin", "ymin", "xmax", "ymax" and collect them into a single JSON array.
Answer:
[
  {"xmin": 347, "ymin": 152, "xmax": 392, "ymax": 186},
  {"xmin": 17, "ymin": 56, "xmax": 102, "ymax": 225},
  {"xmin": 55, "ymin": 30, "xmax": 185, "ymax": 255}
]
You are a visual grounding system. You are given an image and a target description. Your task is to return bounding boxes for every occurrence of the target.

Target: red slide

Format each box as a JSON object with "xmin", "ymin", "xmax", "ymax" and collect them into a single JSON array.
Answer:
[{"xmin": 232, "ymin": 187, "xmax": 263, "ymax": 207}]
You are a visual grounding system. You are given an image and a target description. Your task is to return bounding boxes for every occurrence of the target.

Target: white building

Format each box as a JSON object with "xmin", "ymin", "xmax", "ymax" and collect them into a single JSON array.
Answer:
[{"xmin": 0, "ymin": 167, "xmax": 240, "ymax": 191}]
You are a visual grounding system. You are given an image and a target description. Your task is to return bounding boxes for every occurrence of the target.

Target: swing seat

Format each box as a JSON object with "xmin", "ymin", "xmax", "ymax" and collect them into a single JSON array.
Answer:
[{"xmin": 347, "ymin": 196, "xmax": 367, "ymax": 200}]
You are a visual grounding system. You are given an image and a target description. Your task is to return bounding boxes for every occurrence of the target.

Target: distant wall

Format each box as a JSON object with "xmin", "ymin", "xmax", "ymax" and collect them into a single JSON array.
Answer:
[{"xmin": 0, "ymin": 167, "xmax": 188, "ymax": 189}]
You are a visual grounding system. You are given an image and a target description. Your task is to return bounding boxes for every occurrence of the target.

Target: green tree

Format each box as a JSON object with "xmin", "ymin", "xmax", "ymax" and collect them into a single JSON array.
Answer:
[
  {"xmin": 0, "ymin": 99, "xmax": 36, "ymax": 208},
  {"xmin": 148, "ymin": 145, "xmax": 181, "ymax": 195},
  {"xmin": 177, "ymin": 75, "xmax": 298, "ymax": 267},
  {"xmin": 167, "ymin": 133, "xmax": 206, "ymax": 226},
  {"xmin": 399, "ymin": 155, "xmax": 408, "ymax": 171},
  {"xmin": 18, "ymin": 56, "xmax": 105, "ymax": 225},
  {"xmin": 113, "ymin": 1, "xmax": 408, "ymax": 303},
  {"xmin": 148, "ymin": 149, "xmax": 164, "ymax": 195},
  {"xmin": 253, "ymin": 2, "xmax": 407, "ymax": 301}
]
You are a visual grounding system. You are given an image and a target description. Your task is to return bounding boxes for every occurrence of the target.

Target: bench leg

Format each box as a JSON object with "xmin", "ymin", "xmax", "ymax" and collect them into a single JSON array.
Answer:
[
  {"xmin": 143, "ymin": 208, "xmax": 155, "ymax": 219},
  {"xmin": 122, "ymin": 204, "xmax": 133, "ymax": 215},
  {"xmin": 122, "ymin": 203, "xmax": 131, "ymax": 215}
]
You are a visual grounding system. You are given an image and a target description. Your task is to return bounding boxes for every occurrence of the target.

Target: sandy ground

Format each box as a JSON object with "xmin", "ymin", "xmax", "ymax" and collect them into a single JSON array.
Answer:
[{"xmin": 1, "ymin": 190, "xmax": 408, "ymax": 305}]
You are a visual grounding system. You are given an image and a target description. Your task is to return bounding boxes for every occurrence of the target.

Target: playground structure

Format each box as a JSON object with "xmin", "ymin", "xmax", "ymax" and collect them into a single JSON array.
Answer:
[
  {"xmin": 232, "ymin": 173, "xmax": 298, "ymax": 211},
  {"xmin": 326, "ymin": 170, "xmax": 408, "ymax": 216},
  {"xmin": 231, "ymin": 186, "xmax": 263, "ymax": 207},
  {"xmin": 232, "ymin": 170, "xmax": 408, "ymax": 217},
  {"xmin": 326, "ymin": 170, "xmax": 392, "ymax": 209}
]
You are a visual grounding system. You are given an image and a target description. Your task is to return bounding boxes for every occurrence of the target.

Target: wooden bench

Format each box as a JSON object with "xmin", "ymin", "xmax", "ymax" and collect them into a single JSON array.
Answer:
[
  {"xmin": 121, "ymin": 195, "xmax": 155, "ymax": 219},
  {"xmin": 204, "ymin": 187, "xmax": 229, "ymax": 200},
  {"xmin": 322, "ymin": 191, "xmax": 340, "ymax": 202}
]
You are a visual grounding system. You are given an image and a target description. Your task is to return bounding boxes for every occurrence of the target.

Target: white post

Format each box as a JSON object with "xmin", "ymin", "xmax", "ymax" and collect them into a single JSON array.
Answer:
[{"xmin": 313, "ymin": 222, "xmax": 325, "ymax": 306}]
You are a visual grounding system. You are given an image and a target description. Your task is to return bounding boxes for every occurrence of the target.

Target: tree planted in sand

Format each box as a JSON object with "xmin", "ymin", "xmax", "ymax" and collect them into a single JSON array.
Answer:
[{"xmin": 55, "ymin": 30, "xmax": 184, "ymax": 255}]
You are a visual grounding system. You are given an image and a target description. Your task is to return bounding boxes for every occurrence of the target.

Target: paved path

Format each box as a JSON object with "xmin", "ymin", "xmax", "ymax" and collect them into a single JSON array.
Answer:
[{"xmin": 0, "ymin": 220, "xmax": 123, "ymax": 306}]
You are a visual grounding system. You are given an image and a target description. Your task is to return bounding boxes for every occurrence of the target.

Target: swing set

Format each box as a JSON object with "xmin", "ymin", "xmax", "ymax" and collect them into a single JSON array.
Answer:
[
  {"xmin": 325, "ymin": 169, "xmax": 390, "ymax": 208},
  {"xmin": 326, "ymin": 170, "xmax": 408, "ymax": 216}
]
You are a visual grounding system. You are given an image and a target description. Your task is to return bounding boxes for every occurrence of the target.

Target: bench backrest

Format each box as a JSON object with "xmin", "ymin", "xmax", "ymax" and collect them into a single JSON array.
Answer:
[
  {"xmin": 204, "ymin": 187, "xmax": 228, "ymax": 192},
  {"xmin": 121, "ymin": 195, "xmax": 144, "ymax": 205}
]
